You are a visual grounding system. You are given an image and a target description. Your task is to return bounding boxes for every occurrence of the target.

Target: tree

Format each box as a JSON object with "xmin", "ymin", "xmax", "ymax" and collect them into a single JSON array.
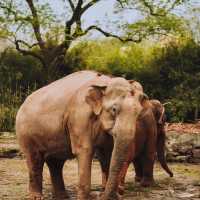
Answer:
[
  {"xmin": 0, "ymin": 0, "xmax": 191, "ymax": 82},
  {"xmin": 116, "ymin": 0, "xmax": 191, "ymax": 40}
]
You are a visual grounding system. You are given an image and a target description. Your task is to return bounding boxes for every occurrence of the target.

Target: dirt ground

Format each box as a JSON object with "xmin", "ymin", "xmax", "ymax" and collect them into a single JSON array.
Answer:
[
  {"xmin": 0, "ymin": 158, "xmax": 199, "ymax": 200},
  {"xmin": 0, "ymin": 132, "xmax": 200, "ymax": 200}
]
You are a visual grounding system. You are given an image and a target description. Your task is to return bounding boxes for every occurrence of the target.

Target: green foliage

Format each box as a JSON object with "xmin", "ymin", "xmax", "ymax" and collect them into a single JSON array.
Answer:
[
  {"xmin": 125, "ymin": 14, "xmax": 188, "ymax": 41},
  {"xmin": 1, "ymin": 36, "xmax": 200, "ymax": 131},
  {"xmin": 0, "ymin": 48, "xmax": 43, "ymax": 89},
  {"xmin": 156, "ymin": 39, "xmax": 200, "ymax": 121},
  {"xmin": 0, "ymin": 48, "xmax": 41, "ymax": 131},
  {"xmin": 0, "ymin": 87, "xmax": 23, "ymax": 131},
  {"xmin": 66, "ymin": 39, "xmax": 158, "ymax": 78},
  {"xmin": 67, "ymin": 37, "xmax": 200, "ymax": 122}
]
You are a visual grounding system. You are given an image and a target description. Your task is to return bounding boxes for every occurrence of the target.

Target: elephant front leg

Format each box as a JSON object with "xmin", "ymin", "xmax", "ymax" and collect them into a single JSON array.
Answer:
[
  {"xmin": 77, "ymin": 147, "xmax": 93, "ymax": 200},
  {"xmin": 118, "ymin": 161, "xmax": 130, "ymax": 195}
]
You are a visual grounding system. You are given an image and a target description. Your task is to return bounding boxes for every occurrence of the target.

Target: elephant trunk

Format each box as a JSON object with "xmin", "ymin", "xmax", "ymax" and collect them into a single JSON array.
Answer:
[
  {"xmin": 102, "ymin": 95, "xmax": 143, "ymax": 199},
  {"xmin": 103, "ymin": 136, "xmax": 134, "ymax": 199},
  {"xmin": 157, "ymin": 130, "xmax": 173, "ymax": 177}
]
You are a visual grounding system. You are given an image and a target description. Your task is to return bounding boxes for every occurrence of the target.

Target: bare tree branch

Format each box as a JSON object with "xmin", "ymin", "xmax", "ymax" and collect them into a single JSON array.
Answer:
[
  {"xmin": 64, "ymin": 0, "xmax": 83, "ymax": 43},
  {"xmin": 81, "ymin": 0, "xmax": 101, "ymax": 15},
  {"xmin": 68, "ymin": 0, "xmax": 75, "ymax": 11},
  {"xmin": 81, "ymin": 25, "xmax": 142, "ymax": 42},
  {"xmin": 117, "ymin": 0, "xmax": 183, "ymax": 16},
  {"xmin": 15, "ymin": 39, "xmax": 45, "ymax": 66},
  {"xmin": 25, "ymin": 0, "xmax": 45, "ymax": 49},
  {"xmin": 67, "ymin": 0, "xmax": 83, "ymax": 25},
  {"xmin": 15, "ymin": 40, "xmax": 39, "ymax": 49},
  {"xmin": 65, "ymin": 0, "xmax": 102, "ymax": 42},
  {"xmin": 116, "ymin": 0, "xmax": 128, "ymax": 8}
]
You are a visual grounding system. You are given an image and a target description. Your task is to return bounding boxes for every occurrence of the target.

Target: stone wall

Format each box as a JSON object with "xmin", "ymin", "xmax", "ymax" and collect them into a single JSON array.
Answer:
[
  {"xmin": 1, "ymin": 131, "xmax": 200, "ymax": 163},
  {"xmin": 166, "ymin": 132, "xmax": 200, "ymax": 163}
]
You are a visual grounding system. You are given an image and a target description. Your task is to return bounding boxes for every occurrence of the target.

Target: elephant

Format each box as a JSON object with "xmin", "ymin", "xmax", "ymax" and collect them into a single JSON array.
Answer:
[
  {"xmin": 96, "ymin": 95, "xmax": 173, "ymax": 195},
  {"xmin": 117, "ymin": 99, "xmax": 174, "ymax": 193},
  {"xmin": 16, "ymin": 70, "xmax": 146, "ymax": 200}
]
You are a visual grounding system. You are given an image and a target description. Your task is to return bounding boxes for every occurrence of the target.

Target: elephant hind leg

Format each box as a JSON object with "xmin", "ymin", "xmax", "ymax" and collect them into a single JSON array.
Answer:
[
  {"xmin": 46, "ymin": 158, "xmax": 68, "ymax": 199},
  {"xmin": 26, "ymin": 150, "xmax": 44, "ymax": 200},
  {"xmin": 140, "ymin": 153, "xmax": 155, "ymax": 187},
  {"xmin": 133, "ymin": 157, "xmax": 143, "ymax": 183}
]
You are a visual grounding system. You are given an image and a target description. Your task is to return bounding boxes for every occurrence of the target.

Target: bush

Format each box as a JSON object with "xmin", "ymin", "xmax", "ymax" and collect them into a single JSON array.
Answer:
[
  {"xmin": 0, "ymin": 104, "xmax": 18, "ymax": 131},
  {"xmin": 0, "ymin": 37, "xmax": 200, "ymax": 131}
]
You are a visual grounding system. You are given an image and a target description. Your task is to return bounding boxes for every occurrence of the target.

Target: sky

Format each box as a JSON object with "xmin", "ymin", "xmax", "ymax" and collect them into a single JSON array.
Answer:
[
  {"xmin": 45, "ymin": 0, "xmax": 200, "ymax": 39},
  {"xmin": 48, "ymin": 0, "xmax": 142, "ymax": 37},
  {"xmin": 2, "ymin": 0, "xmax": 200, "ymax": 43}
]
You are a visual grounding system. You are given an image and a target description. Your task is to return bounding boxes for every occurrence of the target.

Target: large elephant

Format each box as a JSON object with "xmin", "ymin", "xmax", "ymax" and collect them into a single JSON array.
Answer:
[
  {"xmin": 16, "ymin": 71, "xmax": 145, "ymax": 200},
  {"xmin": 96, "ymin": 96, "xmax": 173, "ymax": 195}
]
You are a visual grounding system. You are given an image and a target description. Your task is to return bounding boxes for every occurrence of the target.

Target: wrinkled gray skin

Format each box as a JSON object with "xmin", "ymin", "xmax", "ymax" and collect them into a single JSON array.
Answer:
[{"xmin": 16, "ymin": 71, "xmax": 144, "ymax": 200}]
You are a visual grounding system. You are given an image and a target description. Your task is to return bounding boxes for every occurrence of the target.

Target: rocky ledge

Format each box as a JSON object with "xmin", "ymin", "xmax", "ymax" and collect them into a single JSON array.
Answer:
[
  {"xmin": 1, "ymin": 131, "xmax": 200, "ymax": 163},
  {"xmin": 166, "ymin": 132, "xmax": 200, "ymax": 163}
]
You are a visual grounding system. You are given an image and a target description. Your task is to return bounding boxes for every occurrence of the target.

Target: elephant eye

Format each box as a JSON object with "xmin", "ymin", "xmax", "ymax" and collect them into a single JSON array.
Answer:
[{"xmin": 110, "ymin": 104, "xmax": 119, "ymax": 117}]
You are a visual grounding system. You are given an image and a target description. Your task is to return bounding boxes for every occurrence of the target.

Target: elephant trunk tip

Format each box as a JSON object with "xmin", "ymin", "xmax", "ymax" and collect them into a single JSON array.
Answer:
[
  {"xmin": 169, "ymin": 171, "xmax": 174, "ymax": 177},
  {"xmin": 165, "ymin": 167, "xmax": 173, "ymax": 177}
]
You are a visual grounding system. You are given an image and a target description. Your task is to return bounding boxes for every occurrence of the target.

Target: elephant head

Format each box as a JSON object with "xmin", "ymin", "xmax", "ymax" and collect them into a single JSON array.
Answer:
[{"xmin": 86, "ymin": 77, "xmax": 147, "ymax": 199}]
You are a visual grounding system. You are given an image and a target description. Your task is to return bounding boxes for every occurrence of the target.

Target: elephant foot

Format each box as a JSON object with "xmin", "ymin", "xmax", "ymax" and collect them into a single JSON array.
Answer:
[
  {"xmin": 140, "ymin": 177, "xmax": 154, "ymax": 187},
  {"xmin": 29, "ymin": 192, "xmax": 44, "ymax": 200},
  {"xmin": 118, "ymin": 185, "xmax": 125, "ymax": 195},
  {"xmin": 55, "ymin": 191, "xmax": 70, "ymax": 200},
  {"xmin": 100, "ymin": 192, "xmax": 122, "ymax": 200},
  {"xmin": 77, "ymin": 192, "xmax": 91, "ymax": 200},
  {"xmin": 135, "ymin": 176, "xmax": 142, "ymax": 183}
]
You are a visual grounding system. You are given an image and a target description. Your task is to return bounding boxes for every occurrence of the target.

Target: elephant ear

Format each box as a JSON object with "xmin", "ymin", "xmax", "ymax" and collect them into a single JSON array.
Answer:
[
  {"xmin": 150, "ymin": 100, "xmax": 165, "ymax": 124},
  {"xmin": 85, "ymin": 85, "xmax": 107, "ymax": 115},
  {"xmin": 129, "ymin": 80, "xmax": 143, "ymax": 92},
  {"xmin": 139, "ymin": 93, "xmax": 149, "ymax": 106},
  {"xmin": 129, "ymin": 80, "xmax": 148, "ymax": 107}
]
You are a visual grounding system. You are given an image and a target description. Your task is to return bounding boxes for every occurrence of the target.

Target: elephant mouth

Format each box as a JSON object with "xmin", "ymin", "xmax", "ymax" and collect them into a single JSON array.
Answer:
[
  {"xmin": 99, "ymin": 112, "xmax": 116, "ymax": 132},
  {"xmin": 101, "ymin": 120, "xmax": 115, "ymax": 132}
]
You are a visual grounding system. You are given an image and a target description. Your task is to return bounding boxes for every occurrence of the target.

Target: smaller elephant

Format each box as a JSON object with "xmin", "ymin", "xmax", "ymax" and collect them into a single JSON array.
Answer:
[
  {"xmin": 96, "ymin": 98, "xmax": 173, "ymax": 195},
  {"xmin": 117, "ymin": 99, "xmax": 173, "ymax": 193}
]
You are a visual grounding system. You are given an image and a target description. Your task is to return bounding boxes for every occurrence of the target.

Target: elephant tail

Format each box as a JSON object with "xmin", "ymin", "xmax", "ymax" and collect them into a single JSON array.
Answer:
[{"xmin": 157, "ymin": 132, "xmax": 173, "ymax": 177}]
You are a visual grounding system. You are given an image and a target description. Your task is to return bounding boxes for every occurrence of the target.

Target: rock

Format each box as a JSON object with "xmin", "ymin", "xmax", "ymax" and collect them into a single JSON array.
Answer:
[
  {"xmin": 0, "ymin": 148, "xmax": 19, "ymax": 158},
  {"xmin": 176, "ymin": 192, "xmax": 195, "ymax": 198},
  {"xmin": 192, "ymin": 149, "xmax": 200, "ymax": 158},
  {"xmin": 166, "ymin": 152, "xmax": 179, "ymax": 162},
  {"xmin": 166, "ymin": 132, "xmax": 200, "ymax": 163},
  {"xmin": 188, "ymin": 157, "xmax": 200, "ymax": 163},
  {"xmin": 193, "ymin": 134, "xmax": 200, "ymax": 148},
  {"xmin": 175, "ymin": 155, "xmax": 190, "ymax": 162}
]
